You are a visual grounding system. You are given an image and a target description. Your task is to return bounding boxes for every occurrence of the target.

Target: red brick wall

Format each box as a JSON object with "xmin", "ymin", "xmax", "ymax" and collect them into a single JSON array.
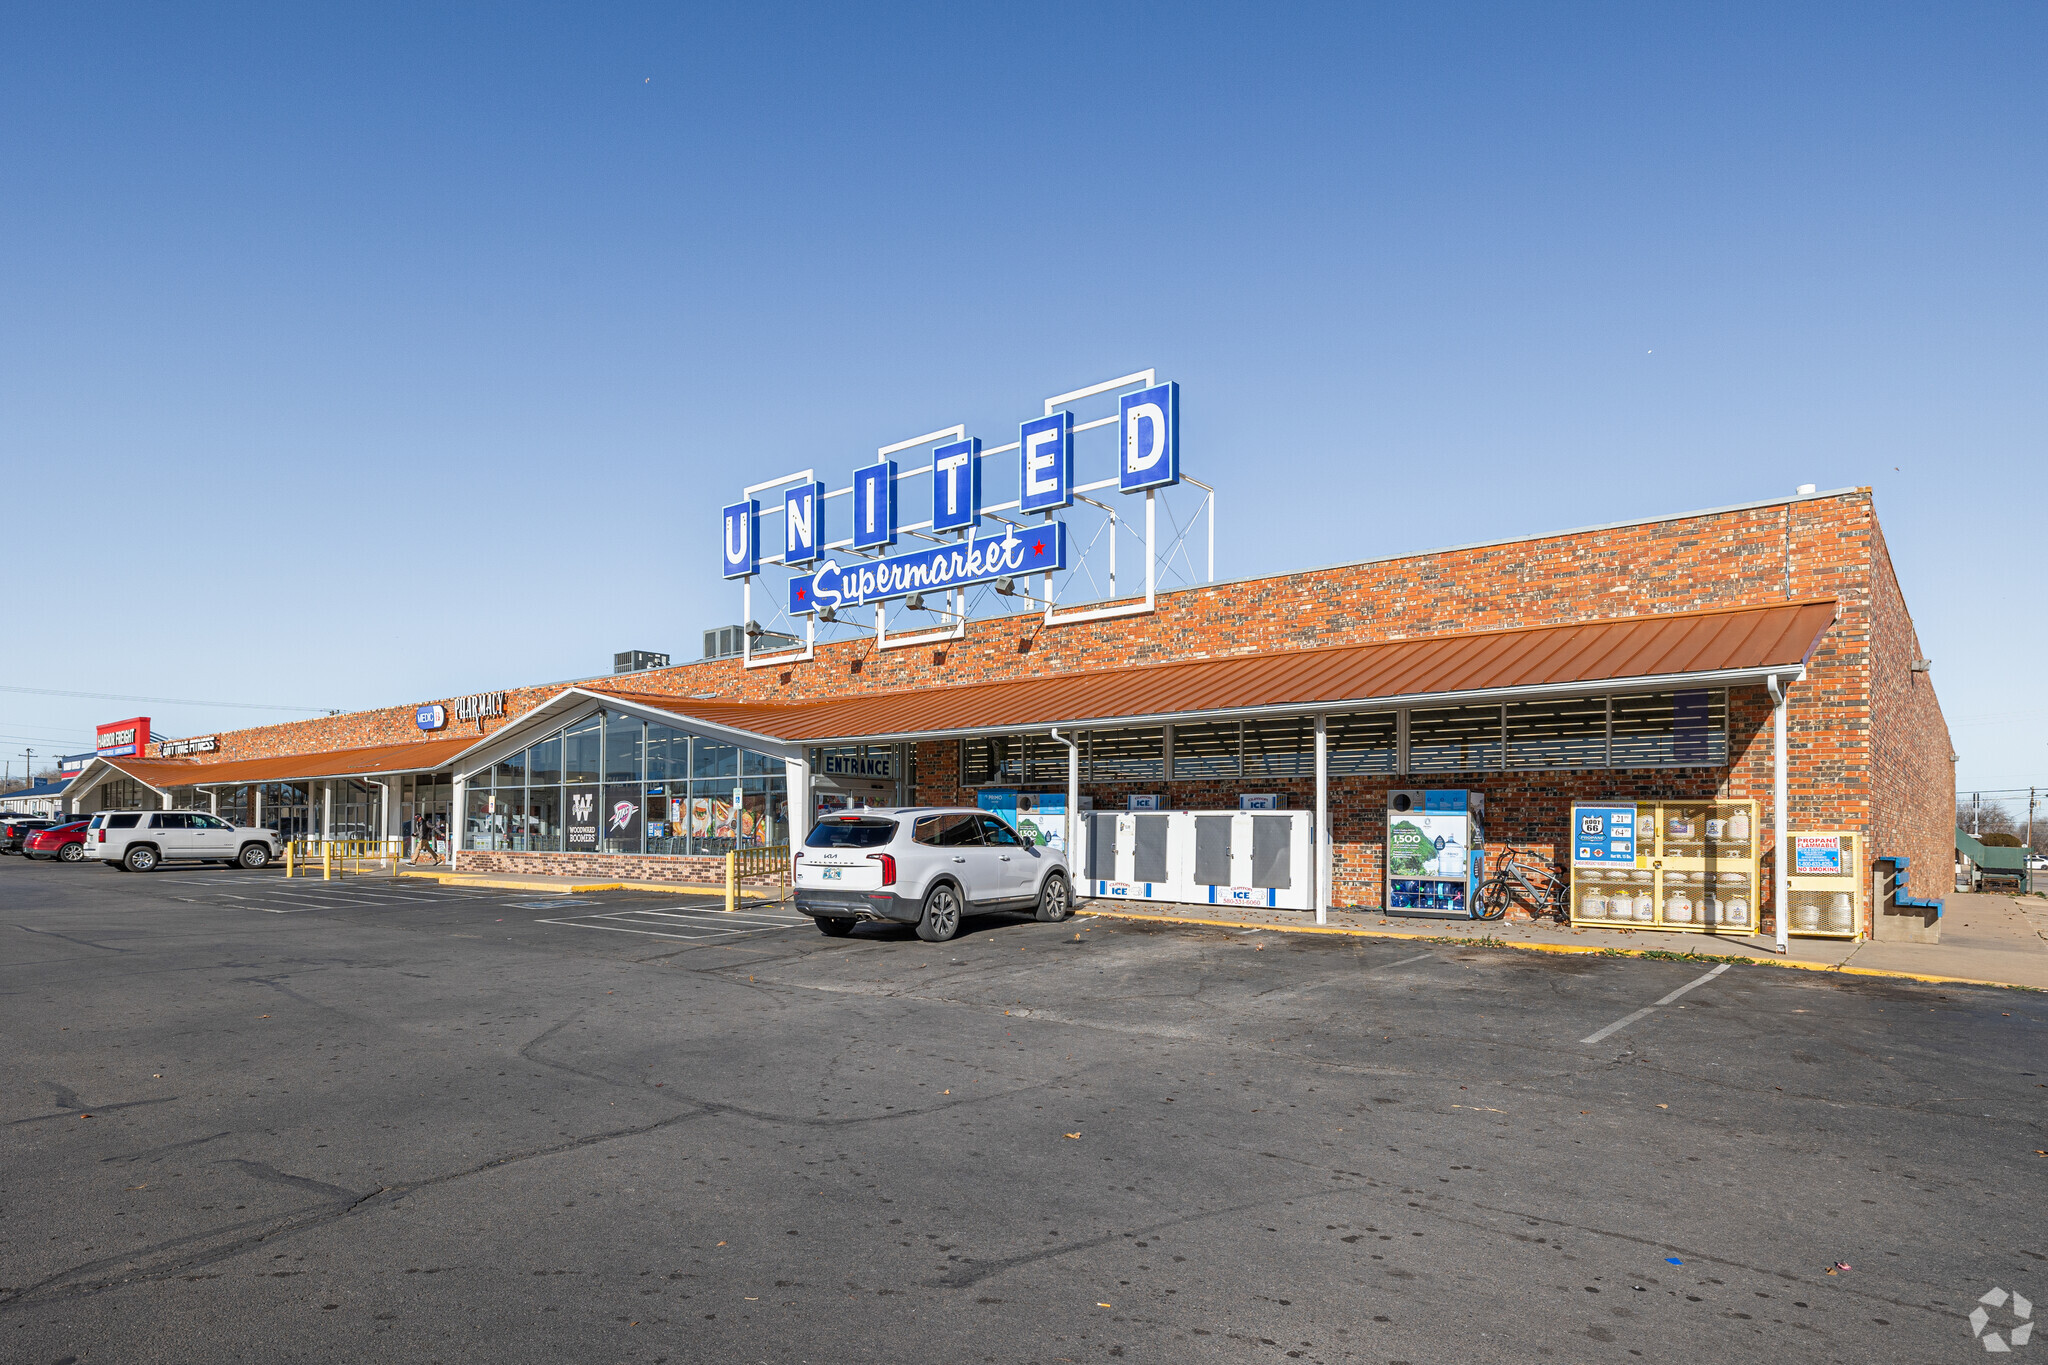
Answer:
[
  {"xmin": 164, "ymin": 491, "xmax": 1949, "ymax": 927},
  {"xmin": 1864, "ymin": 521, "xmax": 1954, "ymax": 902}
]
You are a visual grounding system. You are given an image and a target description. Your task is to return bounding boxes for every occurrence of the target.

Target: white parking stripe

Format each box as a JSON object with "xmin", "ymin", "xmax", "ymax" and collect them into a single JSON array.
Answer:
[{"xmin": 1581, "ymin": 963, "xmax": 1732, "ymax": 1044}]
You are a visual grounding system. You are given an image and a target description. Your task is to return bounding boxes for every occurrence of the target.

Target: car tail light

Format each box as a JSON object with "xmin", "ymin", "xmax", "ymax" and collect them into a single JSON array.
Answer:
[
  {"xmin": 868, "ymin": 852, "xmax": 896, "ymax": 886},
  {"xmin": 97, "ymin": 830, "xmax": 106, "ymax": 843}
]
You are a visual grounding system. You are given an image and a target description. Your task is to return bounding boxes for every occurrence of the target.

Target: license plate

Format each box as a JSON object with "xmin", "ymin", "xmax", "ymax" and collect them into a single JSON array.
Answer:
[{"xmin": 821, "ymin": 867, "xmax": 843, "ymax": 881}]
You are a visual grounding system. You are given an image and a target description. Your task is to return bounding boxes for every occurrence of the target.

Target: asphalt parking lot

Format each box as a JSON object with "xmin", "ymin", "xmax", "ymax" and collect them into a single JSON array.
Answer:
[{"xmin": 3, "ymin": 856, "xmax": 2044, "ymax": 1363}]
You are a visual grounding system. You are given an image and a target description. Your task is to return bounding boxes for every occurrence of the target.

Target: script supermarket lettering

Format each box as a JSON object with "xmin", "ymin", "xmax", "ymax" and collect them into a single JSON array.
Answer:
[{"xmin": 788, "ymin": 523, "xmax": 1066, "ymax": 615}]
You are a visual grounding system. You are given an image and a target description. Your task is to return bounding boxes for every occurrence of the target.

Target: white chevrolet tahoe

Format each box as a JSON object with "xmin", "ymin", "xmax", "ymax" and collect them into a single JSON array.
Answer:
[
  {"xmin": 85, "ymin": 811, "xmax": 282, "ymax": 872},
  {"xmin": 793, "ymin": 807, "xmax": 1072, "ymax": 942}
]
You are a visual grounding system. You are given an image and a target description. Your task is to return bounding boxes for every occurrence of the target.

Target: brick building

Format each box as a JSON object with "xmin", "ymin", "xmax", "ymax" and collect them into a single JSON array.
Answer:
[{"xmin": 58, "ymin": 486, "xmax": 1951, "ymax": 941}]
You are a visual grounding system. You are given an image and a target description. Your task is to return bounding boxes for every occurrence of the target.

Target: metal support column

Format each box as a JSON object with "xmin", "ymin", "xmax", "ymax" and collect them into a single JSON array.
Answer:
[
  {"xmin": 1769, "ymin": 675, "xmax": 1789, "ymax": 954},
  {"xmin": 1314, "ymin": 714, "xmax": 1329, "ymax": 925}
]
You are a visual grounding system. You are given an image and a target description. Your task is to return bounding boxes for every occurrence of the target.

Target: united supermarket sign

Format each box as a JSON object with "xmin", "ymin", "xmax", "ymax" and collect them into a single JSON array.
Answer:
[{"xmin": 720, "ymin": 376, "xmax": 1179, "ymax": 613}]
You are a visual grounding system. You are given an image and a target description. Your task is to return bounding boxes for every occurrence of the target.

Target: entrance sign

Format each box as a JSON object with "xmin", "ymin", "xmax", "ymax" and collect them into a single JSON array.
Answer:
[
  {"xmin": 1020, "ymin": 411, "xmax": 1073, "ymax": 512},
  {"xmin": 1120, "ymin": 381, "xmax": 1179, "ymax": 491},
  {"xmin": 785, "ymin": 482, "xmax": 824, "ymax": 564},
  {"xmin": 790, "ymin": 523, "xmax": 1067, "ymax": 615},
  {"xmin": 931, "ymin": 438, "xmax": 982, "ymax": 532},
  {"xmin": 853, "ymin": 462, "xmax": 896, "ymax": 549},
  {"xmin": 722, "ymin": 500, "xmax": 760, "ymax": 579}
]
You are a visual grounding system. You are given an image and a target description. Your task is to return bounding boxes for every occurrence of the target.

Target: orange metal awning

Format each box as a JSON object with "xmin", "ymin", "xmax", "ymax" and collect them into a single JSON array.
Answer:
[
  {"xmin": 603, "ymin": 597, "xmax": 1839, "ymax": 744},
  {"xmin": 103, "ymin": 735, "xmax": 479, "ymax": 789}
]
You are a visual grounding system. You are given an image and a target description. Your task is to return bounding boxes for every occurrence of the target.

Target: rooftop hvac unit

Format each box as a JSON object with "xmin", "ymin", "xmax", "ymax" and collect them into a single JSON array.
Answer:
[{"xmin": 613, "ymin": 650, "xmax": 671, "ymax": 675}]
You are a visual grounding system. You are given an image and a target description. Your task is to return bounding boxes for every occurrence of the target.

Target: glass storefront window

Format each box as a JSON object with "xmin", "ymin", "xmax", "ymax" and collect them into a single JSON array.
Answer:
[
  {"xmin": 529, "ymin": 736, "xmax": 562, "ymax": 786},
  {"xmin": 564, "ymin": 718, "xmax": 600, "ymax": 785},
  {"xmin": 602, "ymin": 782, "xmax": 643, "ymax": 853},
  {"xmin": 603, "ymin": 712, "xmax": 644, "ymax": 783},
  {"xmin": 467, "ymin": 786, "xmax": 511, "ymax": 851},
  {"xmin": 457, "ymin": 707, "xmax": 796, "ymax": 856},
  {"xmin": 525, "ymin": 784, "xmax": 562, "ymax": 853},
  {"xmin": 693, "ymin": 740, "xmax": 738, "ymax": 779},
  {"xmin": 646, "ymin": 724, "xmax": 689, "ymax": 782}
]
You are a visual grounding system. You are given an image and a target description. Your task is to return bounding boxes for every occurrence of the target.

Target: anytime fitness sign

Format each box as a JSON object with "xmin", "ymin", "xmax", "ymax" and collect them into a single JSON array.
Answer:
[{"xmin": 720, "ymin": 379, "xmax": 1179, "ymax": 612}]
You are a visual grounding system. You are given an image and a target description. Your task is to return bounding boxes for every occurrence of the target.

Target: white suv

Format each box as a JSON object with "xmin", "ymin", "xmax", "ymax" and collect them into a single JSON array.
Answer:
[
  {"xmin": 794, "ymin": 807, "xmax": 1073, "ymax": 942},
  {"xmin": 85, "ymin": 811, "xmax": 282, "ymax": 872}
]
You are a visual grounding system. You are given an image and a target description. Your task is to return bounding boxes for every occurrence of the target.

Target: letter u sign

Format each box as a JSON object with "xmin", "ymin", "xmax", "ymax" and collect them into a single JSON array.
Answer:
[
  {"xmin": 1120, "ymin": 382, "xmax": 1179, "ymax": 491},
  {"xmin": 722, "ymin": 500, "xmax": 759, "ymax": 579}
]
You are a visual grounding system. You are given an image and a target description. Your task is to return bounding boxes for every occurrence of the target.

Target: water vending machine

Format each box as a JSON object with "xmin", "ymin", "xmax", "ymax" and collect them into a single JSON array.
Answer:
[{"xmin": 1385, "ymin": 789, "xmax": 1486, "ymax": 918}]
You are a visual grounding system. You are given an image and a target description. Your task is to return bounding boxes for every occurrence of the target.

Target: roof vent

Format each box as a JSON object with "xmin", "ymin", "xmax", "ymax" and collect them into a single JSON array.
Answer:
[{"xmin": 1795, "ymin": 483, "xmax": 1816, "ymax": 495}]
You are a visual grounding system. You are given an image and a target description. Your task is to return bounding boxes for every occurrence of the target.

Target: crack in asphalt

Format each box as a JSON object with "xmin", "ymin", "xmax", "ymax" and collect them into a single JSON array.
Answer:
[
  {"xmin": 15, "ymin": 924, "xmax": 133, "ymax": 953},
  {"xmin": 100, "ymin": 1132, "xmax": 233, "ymax": 1164}
]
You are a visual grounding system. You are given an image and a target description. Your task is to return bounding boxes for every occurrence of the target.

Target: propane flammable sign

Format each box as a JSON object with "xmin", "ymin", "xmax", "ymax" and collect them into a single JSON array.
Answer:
[{"xmin": 1794, "ymin": 834, "xmax": 1844, "ymax": 875}]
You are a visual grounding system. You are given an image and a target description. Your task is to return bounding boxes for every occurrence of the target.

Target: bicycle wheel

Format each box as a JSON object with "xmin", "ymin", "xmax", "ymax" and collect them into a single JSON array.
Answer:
[{"xmin": 1476, "ymin": 875, "xmax": 1511, "ymax": 920}]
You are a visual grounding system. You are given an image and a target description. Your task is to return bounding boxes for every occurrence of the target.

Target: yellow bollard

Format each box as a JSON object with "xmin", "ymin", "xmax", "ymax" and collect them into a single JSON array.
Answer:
[
  {"xmin": 725, "ymin": 850, "xmax": 737, "ymax": 913},
  {"xmin": 285, "ymin": 842, "xmax": 294, "ymax": 878},
  {"xmin": 322, "ymin": 842, "xmax": 332, "ymax": 881}
]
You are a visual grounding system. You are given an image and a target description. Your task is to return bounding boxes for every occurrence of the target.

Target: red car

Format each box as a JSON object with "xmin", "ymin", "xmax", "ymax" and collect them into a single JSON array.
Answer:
[{"xmin": 24, "ymin": 820, "xmax": 91, "ymax": 863}]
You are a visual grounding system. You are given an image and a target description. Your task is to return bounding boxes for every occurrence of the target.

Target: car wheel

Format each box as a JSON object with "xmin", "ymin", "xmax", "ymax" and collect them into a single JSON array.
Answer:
[
  {"xmin": 1034, "ymin": 872, "xmax": 1073, "ymax": 923},
  {"xmin": 815, "ymin": 917, "xmax": 856, "ymax": 937},
  {"xmin": 915, "ymin": 882, "xmax": 964, "ymax": 943},
  {"xmin": 124, "ymin": 845, "xmax": 159, "ymax": 873},
  {"xmin": 59, "ymin": 843, "xmax": 85, "ymax": 863},
  {"xmin": 237, "ymin": 843, "xmax": 271, "ymax": 869}
]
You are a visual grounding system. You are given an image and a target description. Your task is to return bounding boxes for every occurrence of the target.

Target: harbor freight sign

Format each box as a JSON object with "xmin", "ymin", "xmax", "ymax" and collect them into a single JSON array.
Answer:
[
  {"xmin": 788, "ymin": 523, "xmax": 1066, "ymax": 615},
  {"xmin": 96, "ymin": 717, "xmax": 151, "ymax": 758}
]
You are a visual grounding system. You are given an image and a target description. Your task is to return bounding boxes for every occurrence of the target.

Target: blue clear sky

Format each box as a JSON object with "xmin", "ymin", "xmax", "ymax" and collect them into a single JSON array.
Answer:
[{"xmin": 3, "ymin": 4, "xmax": 2042, "ymax": 808}]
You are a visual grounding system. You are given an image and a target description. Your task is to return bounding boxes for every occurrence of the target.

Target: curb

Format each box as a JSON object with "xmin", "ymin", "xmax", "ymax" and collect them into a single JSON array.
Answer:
[{"xmin": 1076, "ymin": 906, "xmax": 2038, "ymax": 992}]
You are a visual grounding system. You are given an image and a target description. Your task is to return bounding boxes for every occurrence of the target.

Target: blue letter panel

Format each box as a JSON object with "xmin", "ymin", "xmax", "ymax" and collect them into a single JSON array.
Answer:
[
  {"xmin": 931, "ymin": 437, "xmax": 982, "ymax": 532},
  {"xmin": 1019, "ymin": 411, "xmax": 1074, "ymax": 512},
  {"xmin": 721, "ymin": 499, "xmax": 759, "ymax": 579},
  {"xmin": 853, "ymin": 462, "xmax": 896, "ymax": 550},
  {"xmin": 784, "ymin": 481, "xmax": 824, "ymax": 565},
  {"xmin": 1119, "ymin": 381, "xmax": 1180, "ymax": 491}
]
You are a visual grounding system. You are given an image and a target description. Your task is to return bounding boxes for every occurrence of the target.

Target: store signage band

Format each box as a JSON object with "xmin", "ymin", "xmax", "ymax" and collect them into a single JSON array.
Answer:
[
  {"xmin": 453, "ymin": 691, "xmax": 506, "ymax": 722},
  {"xmin": 721, "ymin": 378, "xmax": 1178, "ymax": 581},
  {"xmin": 158, "ymin": 735, "xmax": 219, "ymax": 757},
  {"xmin": 789, "ymin": 523, "xmax": 1066, "ymax": 615},
  {"xmin": 418, "ymin": 692, "xmax": 507, "ymax": 731}
]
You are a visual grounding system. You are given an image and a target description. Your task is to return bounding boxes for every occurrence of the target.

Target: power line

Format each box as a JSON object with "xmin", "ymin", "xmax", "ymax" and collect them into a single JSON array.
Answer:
[{"xmin": 0, "ymin": 684, "xmax": 339, "ymax": 713}]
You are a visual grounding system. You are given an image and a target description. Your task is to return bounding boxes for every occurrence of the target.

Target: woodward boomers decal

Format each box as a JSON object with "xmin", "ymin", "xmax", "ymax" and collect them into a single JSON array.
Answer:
[{"xmin": 787, "ymin": 522, "xmax": 1066, "ymax": 615}]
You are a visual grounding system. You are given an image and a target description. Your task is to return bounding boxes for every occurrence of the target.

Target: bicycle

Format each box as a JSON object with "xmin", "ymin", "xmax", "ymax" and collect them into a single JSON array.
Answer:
[{"xmin": 1478, "ymin": 846, "xmax": 1571, "ymax": 923}]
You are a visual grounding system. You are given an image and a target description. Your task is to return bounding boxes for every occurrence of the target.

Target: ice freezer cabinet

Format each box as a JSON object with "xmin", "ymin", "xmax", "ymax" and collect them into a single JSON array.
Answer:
[{"xmin": 1385, "ymin": 789, "xmax": 1486, "ymax": 919}]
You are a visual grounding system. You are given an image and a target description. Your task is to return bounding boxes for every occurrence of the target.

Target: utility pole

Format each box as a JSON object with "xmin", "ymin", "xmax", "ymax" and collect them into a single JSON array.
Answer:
[
  {"xmin": 1973, "ymin": 792, "xmax": 1980, "ymax": 835},
  {"xmin": 2029, "ymin": 786, "xmax": 2037, "ymax": 854}
]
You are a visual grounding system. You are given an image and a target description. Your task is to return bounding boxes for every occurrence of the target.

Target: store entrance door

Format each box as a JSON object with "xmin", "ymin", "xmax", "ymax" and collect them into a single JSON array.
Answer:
[{"xmin": 402, "ymin": 772, "xmax": 453, "ymax": 861}]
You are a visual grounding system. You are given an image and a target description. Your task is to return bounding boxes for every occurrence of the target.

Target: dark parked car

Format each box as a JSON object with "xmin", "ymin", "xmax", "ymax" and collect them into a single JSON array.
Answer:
[
  {"xmin": 23, "ymin": 820, "xmax": 90, "ymax": 862},
  {"xmin": 1, "ymin": 817, "xmax": 61, "ymax": 854}
]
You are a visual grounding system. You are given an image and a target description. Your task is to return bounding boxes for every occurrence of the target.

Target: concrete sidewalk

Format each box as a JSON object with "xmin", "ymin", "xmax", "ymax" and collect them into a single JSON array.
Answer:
[{"xmin": 1079, "ymin": 890, "xmax": 2048, "ymax": 990}]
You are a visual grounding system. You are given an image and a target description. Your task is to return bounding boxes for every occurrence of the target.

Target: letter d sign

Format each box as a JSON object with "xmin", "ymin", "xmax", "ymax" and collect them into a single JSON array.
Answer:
[{"xmin": 1119, "ymin": 381, "xmax": 1179, "ymax": 491}]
